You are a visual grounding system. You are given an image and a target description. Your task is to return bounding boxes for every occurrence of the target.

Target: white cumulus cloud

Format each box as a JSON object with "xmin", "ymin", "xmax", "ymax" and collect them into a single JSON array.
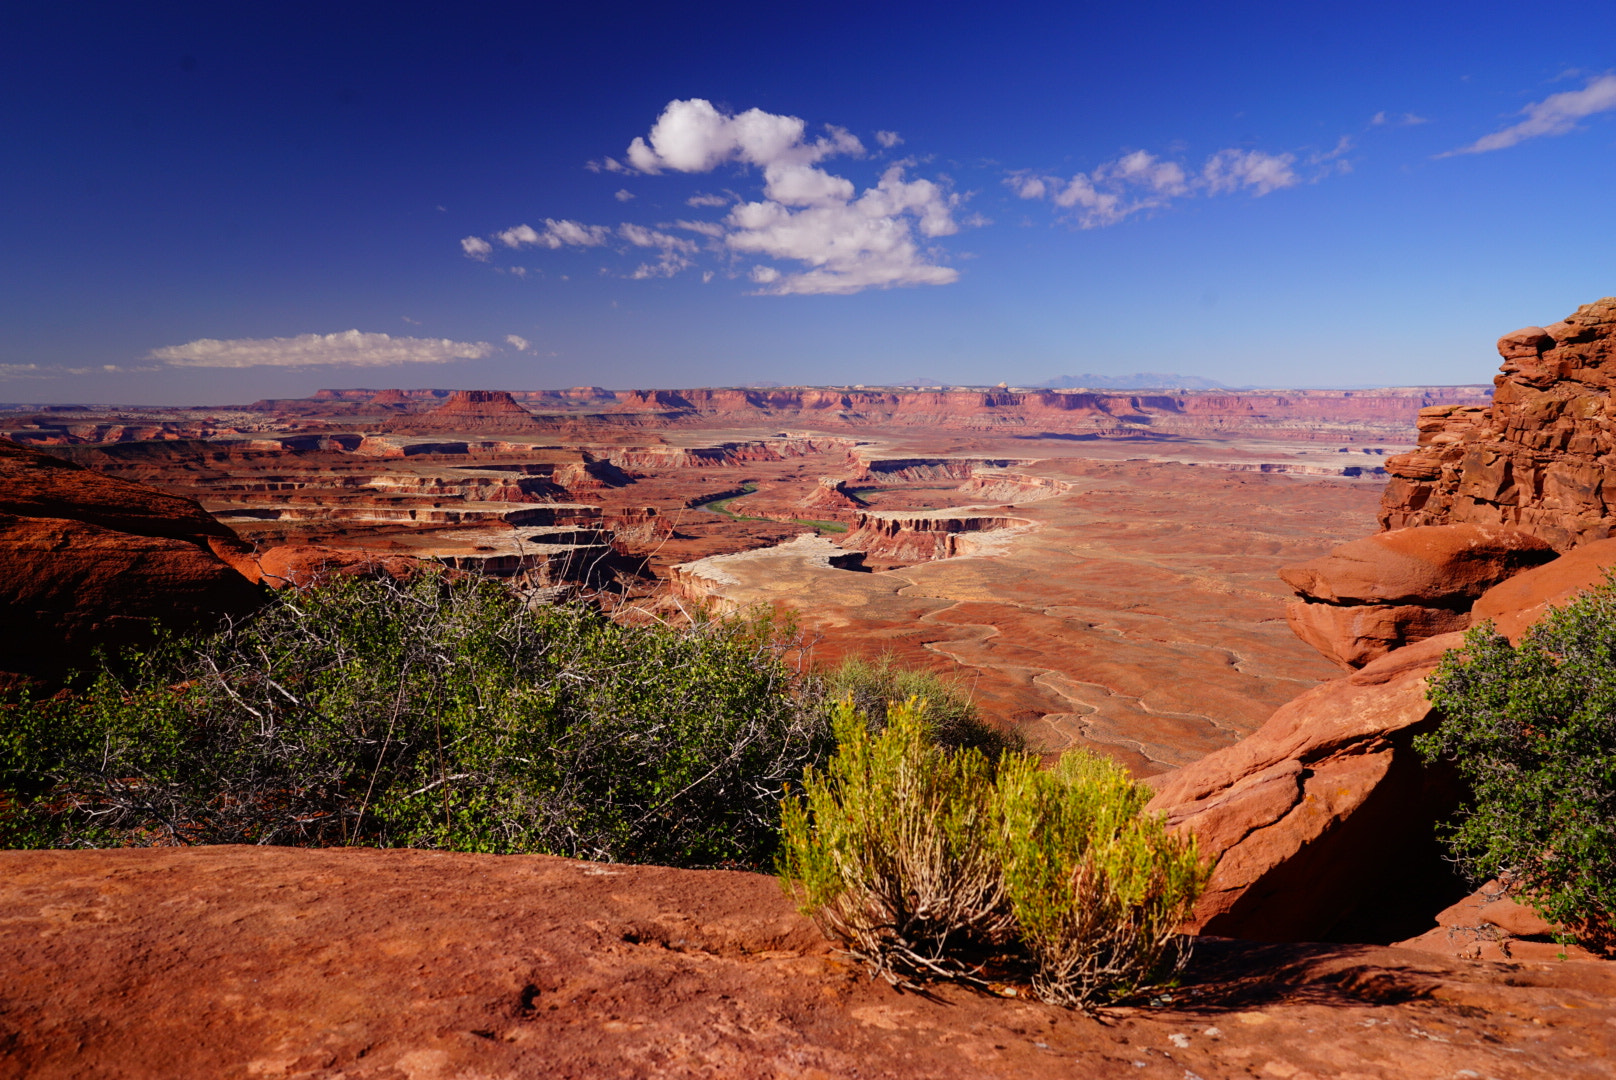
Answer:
[
  {"xmin": 495, "ymin": 220, "xmax": 611, "ymax": 249},
  {"xmin": 1448, "ymin": 73, "xmax": 1616, "ymax": 154},
  {"xmin": 725, "ymin": 165, "xmax": 960, "ymax": 294},
  {"xmin": 619, "ymin": 223, "xmax": 699, "ymax": 278},
  {"xmin": 148, "ymin": 330, "xmax": 496, "ymax": 369},
  {"xmin": 505, "ymin": 334, "xmax": 531, "ymax": 351},
  {"xmin": 1202, "ymin": 149, "xmax": 1298, "ymax": 196},
  {"xmin": 459, "ymin": 99, "xmax": 965, "ymax": 295},
  {"xmin": 1011, "ymin": 145, "xmax": 1305, "ymax": 228}
]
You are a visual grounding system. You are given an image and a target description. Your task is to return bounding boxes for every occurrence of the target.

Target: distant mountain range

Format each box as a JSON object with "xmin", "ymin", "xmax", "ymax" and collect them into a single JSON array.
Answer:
[{"xmin": 1034, "ymin": 373, "xmax": 1230, "ymax": 390}]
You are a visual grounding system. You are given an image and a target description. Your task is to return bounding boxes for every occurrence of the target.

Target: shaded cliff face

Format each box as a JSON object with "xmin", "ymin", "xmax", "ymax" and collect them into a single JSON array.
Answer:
[
  {"xmin": 0, "ymin": 438, "xmax": 265, "ymax": 688},
  {"xmin": 1381, "ymin": 297, "xmax": 1616, "ymax": 549}
]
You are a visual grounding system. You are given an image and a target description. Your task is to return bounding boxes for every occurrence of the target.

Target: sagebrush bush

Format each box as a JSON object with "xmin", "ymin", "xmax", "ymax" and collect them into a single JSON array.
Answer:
[
  {"xmin": 995, "ymin": 751, "xmax": 1208, "ymax": 1007},
  {"xmin": 1418, "ymin": 574, "xmax": 1616, "ymax": 952},
  {"xmin": 778, "ymin": 699, "xmax": 1015, "ymax": 985},
  {"xmin": 1, "ymin": 572, "xmax": 827, "ymax": 867},
  {"xmin": 819, "ymin": 654, "xmax": 1023, "ymax": 757},
  {"xmin": 779, "ymin": 697, "xmax": 1209, "ymax": 1007}
]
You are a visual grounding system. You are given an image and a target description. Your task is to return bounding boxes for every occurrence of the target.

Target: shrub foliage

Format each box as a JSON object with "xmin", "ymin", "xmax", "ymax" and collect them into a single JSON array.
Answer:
[
  {"xmin": 819, "ymin": 654, "xmax": 1023, "ymax": 757},
  {"xmin": 1, "ymin": 573, "xmax": 826, "ymax": 867},
  {"xmin": 779, "ymin": 698, "xmax": 1208, "ymax": 1008},
  {"xmin": 1418, "ymin": 575, "xmax": 1616, "ymax": 951},
  {"xmin": 778, "ymin": 699, "xmax": 1015, "ymax": 985}
]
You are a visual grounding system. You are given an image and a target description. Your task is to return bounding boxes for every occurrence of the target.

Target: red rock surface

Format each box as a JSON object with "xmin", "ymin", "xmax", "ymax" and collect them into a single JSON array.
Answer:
[
  {"xmin": 1381, "ymin": 296, "xmax": 1616, "ymax": 548},
  {"xmin": 218, "ymin": 542, "xmax": 430, "ymax": 589},
  {"xmin": 1469, "ymin": 535, "xmax": 1616, "ymax": 640},
  {"xmin": 3, "ymin": 846, "xmax": 1612, "ymax": 1080},
  {"xmin": 1146, "ymin": 632, "xmax": 1466, "ymax": 943},
  {"xmin": 1397, "ymin": 880, "xmax": 1600, "ymax": 963},
  {"xmin": 1278, "ymin": 524, "xmax": 1555, "ymax": 668},
  {"xmin": 0, "ymin": 438, "xmax": 263, "ymax": 686}
]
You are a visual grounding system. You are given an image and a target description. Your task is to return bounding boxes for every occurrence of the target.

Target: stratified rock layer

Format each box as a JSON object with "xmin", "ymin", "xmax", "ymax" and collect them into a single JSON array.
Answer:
[
  {"xmin": 1146, "ymin": 633, "xmax": 1467, "ymax": 942},
  {"xmin": 1381, "ymin": 297, "xmax": 1616, "ymax": 549},
  {"xmin": 384, "ymin": 389, "xmax": 545, "ymax": 434}
]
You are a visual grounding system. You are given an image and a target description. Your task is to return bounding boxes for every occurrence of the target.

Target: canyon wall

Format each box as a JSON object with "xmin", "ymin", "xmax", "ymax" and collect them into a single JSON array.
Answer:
[{"xmin": 1381, "ymin": 296, "xmax": 1616, "ymax": 549}]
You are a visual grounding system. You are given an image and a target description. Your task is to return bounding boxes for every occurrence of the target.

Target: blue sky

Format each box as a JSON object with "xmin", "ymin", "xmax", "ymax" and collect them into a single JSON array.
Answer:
[{"xmin": 2, "ymin": 1, "xmax": 1612, "ymax": 403}]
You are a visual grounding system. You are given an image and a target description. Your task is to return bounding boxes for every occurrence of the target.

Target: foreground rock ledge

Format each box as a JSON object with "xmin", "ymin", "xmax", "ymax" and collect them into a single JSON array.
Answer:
[{"xmin": 1, "ymin": 847, "xmax": 1612, "ymax": 1079}]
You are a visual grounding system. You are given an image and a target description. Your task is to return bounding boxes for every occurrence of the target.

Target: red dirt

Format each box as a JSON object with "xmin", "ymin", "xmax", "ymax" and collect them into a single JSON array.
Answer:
[{"xmin": 2, "ymin": 846, "xmax": 1611, "ymax": 1080}]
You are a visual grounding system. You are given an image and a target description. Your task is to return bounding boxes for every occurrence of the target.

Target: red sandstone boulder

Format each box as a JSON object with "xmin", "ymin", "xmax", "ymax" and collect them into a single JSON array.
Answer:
[
  {"xmin": 1279, "ymin": 524, "xmax": 1555, "ymax": 668},
  {"xmin": 1150, "ymin": 522, "xmax": 1616, "ymax": 943},
  {"xmin": 0, "ymin": 438, "xmax": 264, "ymax": 687},
  {"xmin": 1146, "ymin": 633, "xmax": 1466, "ymax": 942},
  {"xmin": 1279, "ymin": 524, "xmax": 1555, "ymax": 605},
  {"xmin": 1395, "ymin": 880, "xmax": 1597, "ymax": 962}
]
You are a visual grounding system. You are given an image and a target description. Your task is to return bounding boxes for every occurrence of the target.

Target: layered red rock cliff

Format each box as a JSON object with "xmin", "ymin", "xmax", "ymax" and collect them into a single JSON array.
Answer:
[
  {"xmin": 1152, "ymin": 297, "xmax": 1616, "ymax": 947},
  {"xmin": 1381, "ymin": 296, "xmax": 1616, "ymax": 548},
  {"xmin": 0, "ymin": 438, "xmax": 265, "ymax": 688}
]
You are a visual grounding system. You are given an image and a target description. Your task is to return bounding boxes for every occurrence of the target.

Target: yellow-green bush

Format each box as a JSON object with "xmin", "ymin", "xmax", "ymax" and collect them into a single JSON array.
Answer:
[
  {"xmin": 995, "ymin": 751, "xmax": 1209, "ymax": 1007},
  {"xmin": 778, "ymin": 698, "xmax": 1014, "ymax": 985},
  {"xmin": 779, "ymin": 698, "xmax": 1209, "ymax": 1008}
]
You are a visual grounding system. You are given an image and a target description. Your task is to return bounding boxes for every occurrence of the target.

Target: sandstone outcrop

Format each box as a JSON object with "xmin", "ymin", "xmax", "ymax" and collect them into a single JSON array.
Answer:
[
  {"xmin": 1145, "ymin": 633, "xmax": 1467, "ymax": 942},
  {"xmin": 214, "ymin": 542, "xmax": 428, "ymax": 590},
  {"xmin": 1469, "ymin": 535, "xmax": 1616, "ymax": 640},
  {"xmin": 839, "ymin": 509, "xmax": 1031, "ymax": 565},
  {"xmin": 1279, "ymin": 524, "xmax": 1556, "ymax": 668},
  {"xmin": 0, "ymin": 438, "xmax": 264, "ymax": 686},
  {"xmin": 1381, "ymin": 296, "xmax": 1616, "ymax": 549}
]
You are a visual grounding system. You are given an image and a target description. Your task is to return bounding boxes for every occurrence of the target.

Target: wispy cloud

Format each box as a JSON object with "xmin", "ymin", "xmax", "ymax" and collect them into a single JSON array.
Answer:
[
  {"xmin": 1447, "ymin": 73, "xmax": 1616, "ymax": 155},
  {"xmin": 1010, "ymin": 143, "xmax": 1313, "ymax": 229},
  {"xmin": 614, "ymin": 188, "xmax": 635, "ymax": 202},
  {"xmin": 0, "ymin": 362, "xmax": 157, "ymax": 380},
  {"xmin": 1370, "ymin": 111, "xmax": 1429, "ymax": 126},
  {"xmin": 464, "ymin": 99, "xmax": 967, "ymax": 295},
  {"xmin": 505, "ymin": 334, "xmax": 531, "ymax": 351},
  {"xmin": 147, "ymin": 330, "xmax": 496, "ymax": 369}
]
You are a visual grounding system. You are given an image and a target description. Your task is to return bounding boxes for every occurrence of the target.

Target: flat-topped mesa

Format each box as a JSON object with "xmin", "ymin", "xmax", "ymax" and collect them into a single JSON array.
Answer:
[
  {"xmin": 840, "ymin": 509, "xmax": 1031, "ymax": 564},
  {"xmin": 383, "ymin": 390, "xmax": 545, "ymax": 434},
  {"xmin": 1380, "ymin": 296, "xmax": 1616, "ymax": 550}
]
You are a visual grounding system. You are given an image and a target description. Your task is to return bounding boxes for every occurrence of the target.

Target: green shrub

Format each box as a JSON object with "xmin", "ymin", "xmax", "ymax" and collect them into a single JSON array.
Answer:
[
  {"xmin": 779, "ymin": 697, "xmax": 1209, "ymax": 1008},
  {"xmin": 819, "ymin": 654, "xmax": 1024, "ymax": 757},
  {"xmin": 1, "ymin": 572, "xmax": 827, "ymax": 868},
  {"xmin": 1418, "ymin": 574, "xmax": 1616, "ymax": 952},
  {"xmin": 995, "ymin": 750, "xmax": 1209, "ymax": 1007},
  {"xmin": 779, "ymin": 698, "xmax": 1015, "ymax": 986}
]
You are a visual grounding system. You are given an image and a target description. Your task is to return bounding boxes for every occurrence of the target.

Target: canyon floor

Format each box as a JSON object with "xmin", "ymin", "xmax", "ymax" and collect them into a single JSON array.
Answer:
[{"xmin": 11, "ymin": 393, "xmax": 1402, "ymax": 774}]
